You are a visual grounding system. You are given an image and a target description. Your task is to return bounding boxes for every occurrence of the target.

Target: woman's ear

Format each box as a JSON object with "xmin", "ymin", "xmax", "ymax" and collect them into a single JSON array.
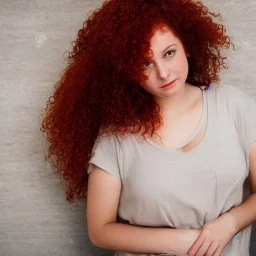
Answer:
[{"xmin": 184, "ymin": 48, "xmax": 191, "ymax": 57}]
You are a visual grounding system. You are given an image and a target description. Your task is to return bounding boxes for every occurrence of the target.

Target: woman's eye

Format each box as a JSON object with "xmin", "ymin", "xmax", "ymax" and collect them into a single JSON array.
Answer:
[
  {"xmin": 144, "ymin": 61, "xmax": 152, "ymax": 68},
  {"xmin": 166, "ymin": 50, "xmax": 176, "ymax": 57}
]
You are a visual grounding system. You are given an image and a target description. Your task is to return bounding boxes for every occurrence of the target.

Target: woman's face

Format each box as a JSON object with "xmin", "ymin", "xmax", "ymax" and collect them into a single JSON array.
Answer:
[{"xmin": 141, "ymin": 25, "xmax": 190, "ymax": 100}]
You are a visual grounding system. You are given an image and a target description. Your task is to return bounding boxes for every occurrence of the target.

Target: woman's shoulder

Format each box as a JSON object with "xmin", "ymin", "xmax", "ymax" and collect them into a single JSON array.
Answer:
[
  {"xmin": 210, "ymin": 82, "xmax": 249, "ymax": 98},
  {"xmin": 209, "ymin": 82, "xmax": 252, "ymax": 110}
]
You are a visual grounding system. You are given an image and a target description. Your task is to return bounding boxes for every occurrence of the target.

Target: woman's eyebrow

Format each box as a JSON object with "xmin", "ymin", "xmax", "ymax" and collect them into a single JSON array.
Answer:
[
  {"xmin": 161, "ymin": 44, "xmax": 177, "ymax": 53},
  {"xmin": 147, "ymin": 44, "xmax": 177, "ymax": 61}
]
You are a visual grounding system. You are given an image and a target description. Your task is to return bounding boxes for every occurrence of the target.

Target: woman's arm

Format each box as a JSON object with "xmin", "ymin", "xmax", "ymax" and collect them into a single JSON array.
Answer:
[
  {"xmin": 187, "ymin": 142, "xmax": 256, "ymax": 256},
  {"xmin": 96, "ymin": 222, "xmax": 200, "ymax": 255},
  {"xmin": 227, "ymin": 193, "xmax": 256, "ymax": 232},
  {"xmin": 227, "ymin": 141, "xmax": 256, "ymax": 231},
  {"xmin": 186, "ymin": 193, "xmax": 256, "ymax": 256},
  {"xmin": 87, "ymin": 166, "xmax": 200, "ymax": 255}
]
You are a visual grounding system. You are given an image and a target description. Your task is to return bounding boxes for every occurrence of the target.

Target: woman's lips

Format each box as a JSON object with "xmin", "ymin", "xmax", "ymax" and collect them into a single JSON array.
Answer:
[{"xmin": 160, "ymin": 79, "xmax": 177, "ymax": 88}]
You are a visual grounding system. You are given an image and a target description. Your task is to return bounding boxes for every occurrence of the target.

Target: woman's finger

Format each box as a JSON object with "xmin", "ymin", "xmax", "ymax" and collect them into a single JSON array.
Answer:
[
  {"xmin": 195, "ymin": 239, "xmax": 212, "ymax": 256},
  {"xmin": 205, "ymin": 241, "xmax": 219, "ymax": 256},
  {"xmin": 212, "ymin": 246, "xmax": 223, "ymax": 256},
  {"xmin": 187, "ymin": 233, "xmax": 206, "ymax": 255}
]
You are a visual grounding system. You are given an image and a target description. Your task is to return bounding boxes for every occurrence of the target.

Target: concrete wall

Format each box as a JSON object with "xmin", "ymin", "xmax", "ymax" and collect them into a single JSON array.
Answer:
[{"xmin": 1, "ymin": 0, "xmax": 255, "ymax": 255}]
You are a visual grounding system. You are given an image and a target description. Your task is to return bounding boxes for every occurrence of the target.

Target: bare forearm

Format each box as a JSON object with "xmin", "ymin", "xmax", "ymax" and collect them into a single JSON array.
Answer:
[
  {"xmin": 91, "ymin": 222, "xmax": 199, "ymax": 255},
  {"xmin": 228, "ymin": 192, "xmax": 256, "ymax": 232}
]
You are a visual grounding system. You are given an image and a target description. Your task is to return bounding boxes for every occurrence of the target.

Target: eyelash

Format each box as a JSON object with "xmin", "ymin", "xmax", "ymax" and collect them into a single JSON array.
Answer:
[{"xmin": 144, "ymin": 50, "xmax": 176, "ymax": 68}]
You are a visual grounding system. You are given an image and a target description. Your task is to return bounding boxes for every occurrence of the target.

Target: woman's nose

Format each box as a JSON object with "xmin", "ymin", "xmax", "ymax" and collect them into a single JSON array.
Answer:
[{"xmin": 156, "ymin": 63, "xmax": 170, "ymax": 80}]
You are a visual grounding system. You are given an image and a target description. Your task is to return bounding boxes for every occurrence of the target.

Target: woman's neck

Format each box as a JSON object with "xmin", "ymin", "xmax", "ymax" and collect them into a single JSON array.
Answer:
[{"xmin": 155, "ymin": 83, "xmax": 201, "ymax": 119}]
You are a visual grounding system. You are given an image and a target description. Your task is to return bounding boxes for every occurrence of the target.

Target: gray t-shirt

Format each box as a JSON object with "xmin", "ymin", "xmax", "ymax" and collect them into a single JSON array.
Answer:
[{"xmin": 88, "ymin": 83, "xmax": 256, "ymax": 256}]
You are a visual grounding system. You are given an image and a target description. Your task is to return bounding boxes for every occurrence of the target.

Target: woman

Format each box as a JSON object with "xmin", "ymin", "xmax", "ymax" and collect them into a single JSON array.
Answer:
[{"xmin": 40, "ymin": 0, "xmax": 256, "ymax": 255}]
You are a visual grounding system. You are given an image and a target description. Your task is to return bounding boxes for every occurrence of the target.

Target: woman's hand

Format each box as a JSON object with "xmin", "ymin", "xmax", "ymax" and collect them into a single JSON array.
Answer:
[{"xmin": 186, "ymin": 212, "xmax": 240, "ymax": 256}]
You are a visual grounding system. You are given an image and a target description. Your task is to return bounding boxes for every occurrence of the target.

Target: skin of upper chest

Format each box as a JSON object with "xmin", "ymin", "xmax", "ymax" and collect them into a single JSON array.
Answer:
[{"xmin": 153, "ymin": 92, "xmax": 204, "ymax": 149}]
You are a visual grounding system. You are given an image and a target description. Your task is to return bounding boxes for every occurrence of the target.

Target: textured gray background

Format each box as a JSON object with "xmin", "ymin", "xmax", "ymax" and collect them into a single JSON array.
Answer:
[{"xmin": 0, "ymin": 0, "xmax": 255, "ymax": 255}]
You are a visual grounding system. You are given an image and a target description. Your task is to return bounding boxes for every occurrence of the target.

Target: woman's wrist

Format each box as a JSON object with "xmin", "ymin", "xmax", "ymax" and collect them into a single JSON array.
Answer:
[{"xmin": 224, "ymin": 212, "xmax": 240, "ymax": 235}]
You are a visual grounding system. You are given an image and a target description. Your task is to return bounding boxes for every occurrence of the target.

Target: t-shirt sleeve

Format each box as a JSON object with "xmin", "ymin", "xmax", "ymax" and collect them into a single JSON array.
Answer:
[
  {"xmin": 87, "ymin": 134, "xmax": 121, "ymax": 180},
  {"xmin": 241, "ymin": 96, "xmax": 256, "ymax": 150}
]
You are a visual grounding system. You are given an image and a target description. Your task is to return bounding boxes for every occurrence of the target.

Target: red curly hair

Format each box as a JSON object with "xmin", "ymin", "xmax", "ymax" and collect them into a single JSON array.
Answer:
[{"xmin": 40, "ymin": 0, "xmax": 234, "ymax": 203}]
